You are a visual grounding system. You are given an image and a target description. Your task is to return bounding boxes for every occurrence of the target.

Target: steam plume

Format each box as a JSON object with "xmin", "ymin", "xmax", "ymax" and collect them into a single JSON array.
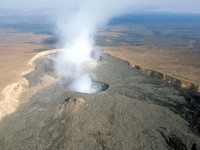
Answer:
[{"xmin": 54, "ymin": 0, "xmax": 136, "ymax": 93}]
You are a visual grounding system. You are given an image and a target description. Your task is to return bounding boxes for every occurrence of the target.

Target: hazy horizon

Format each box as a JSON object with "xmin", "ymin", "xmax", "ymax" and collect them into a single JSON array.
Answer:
[{"xmin": 0, "ymin": 0, "xmax": 200, "ymax": 13}]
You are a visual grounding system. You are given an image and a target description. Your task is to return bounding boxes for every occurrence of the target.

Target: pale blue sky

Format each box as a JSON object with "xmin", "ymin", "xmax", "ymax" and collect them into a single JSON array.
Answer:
[{"xmin": 0, "ymin": 0, "xmax": 200, "ymax": 13}]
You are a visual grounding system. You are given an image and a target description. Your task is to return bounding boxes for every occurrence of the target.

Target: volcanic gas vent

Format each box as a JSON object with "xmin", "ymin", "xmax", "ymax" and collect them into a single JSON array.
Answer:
[
  {"xmin": 91, "ymin": 52, "xmax": 102, "ymax": 61},
  {"xmin": 91, "ymin": 81, "xmax": 109, "ymax": 93},
  {"xmin": 69, "ymin": 81, "xmax": 109, "ymax": 94}
]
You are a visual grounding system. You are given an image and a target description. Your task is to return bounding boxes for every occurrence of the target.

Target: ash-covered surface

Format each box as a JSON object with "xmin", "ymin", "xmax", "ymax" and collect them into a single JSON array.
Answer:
[{"xmin": 0, "ymin": 54, "xmax": 199, "ymax": 150}]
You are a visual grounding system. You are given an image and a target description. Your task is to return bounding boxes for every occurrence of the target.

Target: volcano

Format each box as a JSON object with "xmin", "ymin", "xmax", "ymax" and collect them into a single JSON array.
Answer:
[{"xmin": 0, "ymin": 53, "xmax": 199, "ymax": 149}]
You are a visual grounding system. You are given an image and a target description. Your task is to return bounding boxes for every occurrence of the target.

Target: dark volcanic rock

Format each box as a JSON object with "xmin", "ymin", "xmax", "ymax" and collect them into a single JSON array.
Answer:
[{"xmin": 0, "ymin": 54, "xmax": 199, "ymax": 150}]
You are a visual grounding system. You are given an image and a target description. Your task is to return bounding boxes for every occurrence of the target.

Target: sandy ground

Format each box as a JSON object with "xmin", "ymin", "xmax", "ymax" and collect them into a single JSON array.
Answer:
[
  {"xmin": 103, "ymin": 45, "xmax": 200, "ymax": 90},
  {"xmin": 0, "ymin": 20, "xmax": 199, "ymax": 149},
  {"xmin": 0, "ymin": 54, "xmax": 199, "ymax": 150},
  {"xmin": 0, "ymin": 29, "xmax": 53, "ymax": 100},
  {"xmin": 0, "ymin": 48, "xmax": 59, "ymax": 120},
  {"xmin": 0, "ymin": 29, "xmax": 57, "ymax": 119}
]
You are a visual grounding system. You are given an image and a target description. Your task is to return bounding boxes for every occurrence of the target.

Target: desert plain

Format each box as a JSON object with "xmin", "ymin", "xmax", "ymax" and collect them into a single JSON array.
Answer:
[{"xmin": 0, "ymin": 11, "xmax": 200, "ymax": 150}]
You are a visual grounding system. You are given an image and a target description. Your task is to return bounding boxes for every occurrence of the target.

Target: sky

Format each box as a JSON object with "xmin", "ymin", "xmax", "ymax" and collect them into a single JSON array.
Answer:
[{"xmin": 0, "ymin": 0, "xmax": 200, "ymax": 13}]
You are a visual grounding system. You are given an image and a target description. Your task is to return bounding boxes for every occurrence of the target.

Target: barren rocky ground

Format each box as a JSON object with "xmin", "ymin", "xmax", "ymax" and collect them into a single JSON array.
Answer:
[
  {"xmin": 0, "ymin": 29, "xmax": 53, "ymax": 100},
  {"xmin": 0, "ymin": 12, "xmax": 200, "ymax": 150},
  {"xmin": 0, "ymin": 54, "xmax": 199, "ymax": 150},
  {"xmin": 103, "ymin": 45, "xmax": 200, "ymax": 91}
]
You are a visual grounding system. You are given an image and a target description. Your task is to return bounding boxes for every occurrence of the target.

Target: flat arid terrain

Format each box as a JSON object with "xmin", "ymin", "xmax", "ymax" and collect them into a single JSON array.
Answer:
[
  {"xmin": 0, "ymin": 10, "xmax": 55, "ymax": 92},
  {"xmin": 0, "ymin": 30, "xmax": 55, "ymax": 118},
  {"xmin": 97, "ymin": 14, "xmax": 200, "ymax": 92},
  {"xmin": 0, "ymin": 12, "xmax": 56, "ymax": 117},
  {"xmin": 104, "ymin": 45, "xmax": 200, "ymax": 91},
  {"xmin": 0, "ymin": 11, "xmax": 200, "ymax": 149},
  {"xmin": 0, "ymin": 29, "xmax": 52, "ymax": 93}
]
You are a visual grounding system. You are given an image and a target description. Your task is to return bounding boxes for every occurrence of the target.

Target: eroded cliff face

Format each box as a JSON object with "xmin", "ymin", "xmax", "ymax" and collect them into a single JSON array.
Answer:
[
  {"xmin": 132, "ymin": 64, "xmax": 200, "ymax": 93},
  {"xmin": 0, "ymin": 49, "xmax": 60, "ymax": 120},
  {"xmin": 0, "ymin": 78, "xmax": 29, "ymax": 119},
  {"xmin": 104, "ymin": 46, "xmax": 200, "ymax": 94}
]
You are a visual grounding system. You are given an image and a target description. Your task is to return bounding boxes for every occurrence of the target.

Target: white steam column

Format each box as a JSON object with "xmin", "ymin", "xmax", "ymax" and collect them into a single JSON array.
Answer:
[{"xmin": 54, "ymin": 0, "xmax": 135, "ymax": 93}]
